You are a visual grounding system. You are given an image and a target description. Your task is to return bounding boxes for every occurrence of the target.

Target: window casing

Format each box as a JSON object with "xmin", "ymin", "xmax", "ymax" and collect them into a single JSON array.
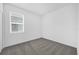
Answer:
[{"xmin": 10, "ymin": 12, "xmax": 24, "ymax": 33}]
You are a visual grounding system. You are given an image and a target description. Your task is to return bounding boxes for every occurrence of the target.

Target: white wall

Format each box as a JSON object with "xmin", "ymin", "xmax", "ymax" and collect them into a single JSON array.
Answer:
[
  {"xmin": 77, "ymin": 4, "xmax": 79, "ymax": 54},
  {"xmin": 3, "ymin": 4, "xmax": 41, "ymax": 47},
  {"xmin": 43, "ymin": 4, "xmax": 77, "ymax": 48},
  {"xmin": 0, "ymin": 3, "xmax": 3, "ymax": 52}
]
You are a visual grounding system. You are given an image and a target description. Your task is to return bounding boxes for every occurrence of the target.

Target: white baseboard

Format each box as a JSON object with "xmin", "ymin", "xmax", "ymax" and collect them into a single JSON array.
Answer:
[
  {"xmin": 43, "ymin": 34, "xmax": 77, "ymax": 48},
  {"xmin": 3, "ymin": 36, "xmax": 42, "ymax": 48}
]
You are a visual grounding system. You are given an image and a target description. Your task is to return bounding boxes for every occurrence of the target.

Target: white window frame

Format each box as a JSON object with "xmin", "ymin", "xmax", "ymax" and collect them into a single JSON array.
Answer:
[{"xmin": 9, "ymin": 11, "xmax": 24, "ymax": 33}]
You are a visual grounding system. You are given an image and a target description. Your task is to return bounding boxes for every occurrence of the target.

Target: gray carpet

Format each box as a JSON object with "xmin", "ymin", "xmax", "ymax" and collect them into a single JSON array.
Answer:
[{"xmin": 0, "ymin": 38, "xmax": 77, "ymax": 55}]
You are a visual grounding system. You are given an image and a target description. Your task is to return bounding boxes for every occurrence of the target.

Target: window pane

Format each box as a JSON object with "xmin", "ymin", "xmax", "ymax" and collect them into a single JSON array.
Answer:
[
  {"xmin": 11, "ymin": 24, "xmax": 23, "ymax": 32},
  {"xmin": 11, "ymin": 16, "xmax": 23, "ymax": 23}
]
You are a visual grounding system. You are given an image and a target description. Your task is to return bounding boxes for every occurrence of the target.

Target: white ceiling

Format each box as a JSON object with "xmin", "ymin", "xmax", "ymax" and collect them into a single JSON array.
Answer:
[{"xmin": 11, "ymin": 3, "xmax": 72, "ymax": 15}]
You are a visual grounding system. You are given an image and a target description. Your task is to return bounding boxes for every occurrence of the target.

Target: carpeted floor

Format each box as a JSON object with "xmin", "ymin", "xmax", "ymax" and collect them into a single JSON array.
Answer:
[{"xmin": 0, "ymin": 38, "xmax": 77, "ymax": 55}]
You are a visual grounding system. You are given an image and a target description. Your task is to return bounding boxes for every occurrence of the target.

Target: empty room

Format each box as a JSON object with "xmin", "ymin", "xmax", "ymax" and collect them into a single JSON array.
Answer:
[{"xmin": 0, "ymin": 3, "xmax": 79, "ymax": 55}]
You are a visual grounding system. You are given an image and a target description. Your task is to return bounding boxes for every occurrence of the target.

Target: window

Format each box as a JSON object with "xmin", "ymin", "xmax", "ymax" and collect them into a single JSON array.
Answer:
[{"xmin": 10, "ymin": 12, "xmax": 24, "ymax": 33}]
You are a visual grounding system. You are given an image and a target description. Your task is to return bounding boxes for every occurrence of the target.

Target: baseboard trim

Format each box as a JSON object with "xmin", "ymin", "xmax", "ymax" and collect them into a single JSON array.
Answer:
[
  {"xmin": 43, "ymin": 35, "xmax": 77, "ymax": 48},
  {"xmin": 2, "ymin": 37, "xmax": 42, "ymax": 50}
]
